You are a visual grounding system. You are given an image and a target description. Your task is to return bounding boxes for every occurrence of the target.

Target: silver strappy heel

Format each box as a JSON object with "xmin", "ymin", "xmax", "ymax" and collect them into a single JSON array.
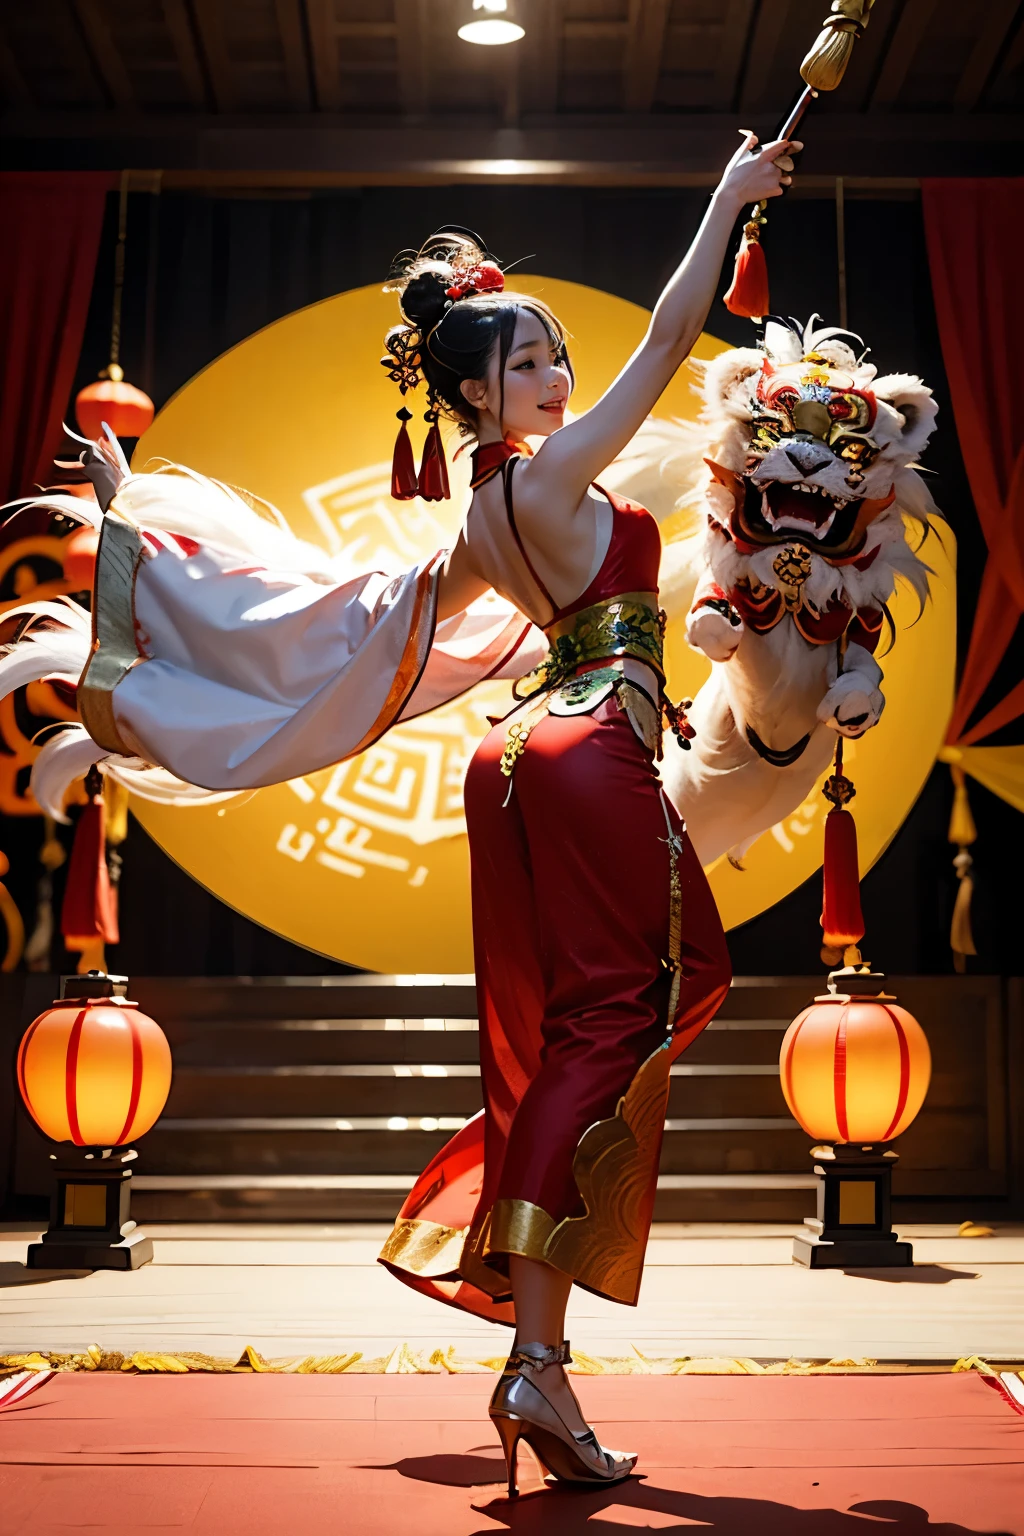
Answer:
[{"xmin": 488, "ymin": 1340, "xmax": 637, "ymax": 1497}]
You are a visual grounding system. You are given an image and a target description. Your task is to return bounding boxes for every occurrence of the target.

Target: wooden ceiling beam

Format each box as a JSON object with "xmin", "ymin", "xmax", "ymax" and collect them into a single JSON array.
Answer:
[
  {"xmin": 870, "ymin": 0, "xmax": 938, "ymax": 110},
  {"xmin": 519, "ymin": 0, "xmax": 560, "ymax": 114},
  {"xmin": 394, "ymin": 0, "xmax": 428, "ymax": 115},
  {"xmin": 337, "ymin": 23, "xmax": 398, "ymax": 39},
  {"xmin": 191, "ymin": 0, "xmax": 240, "ymax": 113},
  {"xmin": 711, "ymin": 0, "xmax": 757, "ymax": 113},
  {"xmin": 953, "ymin": 0, "xmax": 1021, "ymax": 112},
  {"xmin": 624, "ymin": 0, "xmax": 670, "ymax": 113},
  {"xmin": 738, "ymin": 0, "xmax": 793, "ymax": 115},
  {"xmin": 7, "ymin": 112, "xmax": 1016, "ymax": 180},
  {"xmin": 274, "ymin": 0, "xmax": 312, "ymax": 111},
  {"xmin": 72, "ymin": 0, "xmax": 135, "ymax": 109},
  {"xmin": 565, "ymin": 21, "xmax": 626, "ymax": 41},
  {"xmin": 306, "ymin": 0, "xmax": 342, "ymax": 111},
  {"xmin": 161, "ymin": 0, "xmax": 207, "ymax": 109}
]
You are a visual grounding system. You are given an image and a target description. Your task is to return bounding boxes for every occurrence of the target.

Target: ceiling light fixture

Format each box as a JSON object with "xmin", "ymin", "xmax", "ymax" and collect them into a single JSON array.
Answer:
[{"xmin": 458, "ymin": 0, "xmax": 525, "ymax": 46}]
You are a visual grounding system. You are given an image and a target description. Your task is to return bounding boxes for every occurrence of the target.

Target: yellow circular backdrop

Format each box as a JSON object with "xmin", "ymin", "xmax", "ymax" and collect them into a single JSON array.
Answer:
[{"xmin": 133, "ymin": 278, "xmax": 955, "ymax": 971}]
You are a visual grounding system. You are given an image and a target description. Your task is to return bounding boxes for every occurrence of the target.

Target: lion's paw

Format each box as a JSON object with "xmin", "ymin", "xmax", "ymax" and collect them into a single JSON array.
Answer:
[
  {"xmin": 687, "ymin": 603, "xmax": 744, "ymax": 662},
  {"xmin": 818, "ymin": 672, "xmax": 885, "ymax": 738}
]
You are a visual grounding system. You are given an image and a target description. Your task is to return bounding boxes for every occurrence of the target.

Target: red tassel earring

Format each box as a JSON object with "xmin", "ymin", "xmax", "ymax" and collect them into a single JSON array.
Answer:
[
  {"xmin": 819, "ymin": 739, "xmax": 865, "ymax": 968},
  {"xmin": 724, "ymin": 201, "xmax": 770, "ymax": 320},
  {"xmin": 417, "ymin": 402, "xmax": 450, "ymax": 502},
  {"xmin": 391, "ymin": 407, "xmax": 418, "ymax": 501}
]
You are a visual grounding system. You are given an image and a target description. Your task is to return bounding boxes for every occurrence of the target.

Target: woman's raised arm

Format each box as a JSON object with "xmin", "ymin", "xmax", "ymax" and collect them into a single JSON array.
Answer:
[{"xmin": 518, "ymin": 134, "xmax": 798, "ymax": 512}]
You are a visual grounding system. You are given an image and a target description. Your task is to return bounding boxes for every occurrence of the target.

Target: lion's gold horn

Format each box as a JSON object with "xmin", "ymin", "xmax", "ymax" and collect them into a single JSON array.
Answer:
[{"xmin": 800, "ymin": 0, "xmax": 876, "ymax": 93}]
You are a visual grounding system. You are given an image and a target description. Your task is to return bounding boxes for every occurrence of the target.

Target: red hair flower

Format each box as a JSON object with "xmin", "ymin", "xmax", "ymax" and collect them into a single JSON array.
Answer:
[{"xmin": 446, "ymin": 261, "xmax": 505, "ymax": 301}]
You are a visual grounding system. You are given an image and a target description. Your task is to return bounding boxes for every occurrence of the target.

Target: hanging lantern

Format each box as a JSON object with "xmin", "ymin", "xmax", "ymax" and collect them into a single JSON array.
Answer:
[
  {"xmin": 74, "ymin": 170, "xmax": 155, "ymax": 445},
  {"xmin": 18, "ymin": 972, "xmax": 170, "ymax": 1270},
  {"xmin": 782, "ymin": 967, "xmax": 931, "ymax": 1269},
  {"xmin": 61, "ymin": 524, "xmax": 100, "ymax": 592},
  {"xmin": 75, "ymin": 365, "xmax": 154, "ymax": 443}
]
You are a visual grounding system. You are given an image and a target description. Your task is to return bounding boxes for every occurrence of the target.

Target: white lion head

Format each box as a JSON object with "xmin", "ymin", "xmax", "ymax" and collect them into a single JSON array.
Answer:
[{"xmin": 696, "ymin": 316, "xmax": 941, "ymax": 613}]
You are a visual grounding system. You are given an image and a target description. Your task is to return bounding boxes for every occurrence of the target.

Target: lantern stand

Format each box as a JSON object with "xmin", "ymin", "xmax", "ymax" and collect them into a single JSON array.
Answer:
[
  {"xmin": 25, "ymin": 973, "xmax": 157, "ymax": 1272},
  {"xmin": 792, "ymin": 967, "xmax": 916, "ymax": 1270}
]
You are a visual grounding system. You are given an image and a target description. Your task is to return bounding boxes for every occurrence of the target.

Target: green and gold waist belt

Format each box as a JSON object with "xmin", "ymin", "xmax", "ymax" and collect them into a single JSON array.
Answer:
[
  {"xmin": 501, "ymin": 591, "xmax": 694, "ymax": 790},
  {"xmin": 513, "ymin": 591, "xmax": 665, "ymax": 699}
]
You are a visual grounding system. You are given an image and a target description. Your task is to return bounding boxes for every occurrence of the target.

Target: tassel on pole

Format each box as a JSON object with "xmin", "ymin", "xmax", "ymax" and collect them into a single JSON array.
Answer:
[
  {"xmin": 819, "ymin": 739, "xmax": 865, "ymax": 967},
  {"xmin": 722, "ymin": 2, "xmax": 876, "ymax": 324},
  {"xmin": 724, "ymin": 204, "xmax": 770, "ymax": 319},
  {"xmin": 800, "ymin": 1, "xmax": 877, "ymax": 94},
  {"xmin": 61, "ymin": 764, "xmax": 119, "ymax": 975},
  {"xmin": 947, "ymin": 760, "xmax": 978, "ymax": 974}
]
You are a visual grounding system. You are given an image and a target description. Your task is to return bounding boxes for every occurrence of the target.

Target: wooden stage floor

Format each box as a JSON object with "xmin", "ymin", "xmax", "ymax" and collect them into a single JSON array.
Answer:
[{"xmin": 3, "ymin": 1223, "xmax": 1024, "ymax": 1366}]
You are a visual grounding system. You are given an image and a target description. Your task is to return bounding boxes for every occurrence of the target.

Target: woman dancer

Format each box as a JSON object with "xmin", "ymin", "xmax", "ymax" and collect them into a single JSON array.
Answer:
[
  {"xmin": 0, "ymin": 131, "xmax": 793, "ymax": 1495},
  {"xmin": 377, "ymin": 131, "xmax": 795, "ymax": 1492}
]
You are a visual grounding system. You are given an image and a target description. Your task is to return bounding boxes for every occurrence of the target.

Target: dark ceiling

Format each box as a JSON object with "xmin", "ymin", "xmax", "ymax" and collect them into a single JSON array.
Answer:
[{"xmin": 2, "ymin": 0, "xmax": 1022, "ymax": 186}]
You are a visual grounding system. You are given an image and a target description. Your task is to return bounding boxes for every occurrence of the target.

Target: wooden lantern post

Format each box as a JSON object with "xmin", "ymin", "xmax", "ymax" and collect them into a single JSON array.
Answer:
[
  {"xmin": 17, "ymin": 972, "xmax": 171, "ymax": 1271},
  {"xmin": 781, "ymin": 966, "xmax": 932, "ymax": 1268}
]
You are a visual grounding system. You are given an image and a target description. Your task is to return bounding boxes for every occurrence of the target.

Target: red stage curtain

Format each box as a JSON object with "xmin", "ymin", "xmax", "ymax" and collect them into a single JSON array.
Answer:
[
  {"xmin": 0, "ymin": 172, "xmax": 112, "ymax": 503},
  {"xmin": 922, "ymin": 179, "xmax": 1024, "ymax": 965},
  {"xmin": 922, "ymin": 179, "xmax": 1024, "ymax": 744}
]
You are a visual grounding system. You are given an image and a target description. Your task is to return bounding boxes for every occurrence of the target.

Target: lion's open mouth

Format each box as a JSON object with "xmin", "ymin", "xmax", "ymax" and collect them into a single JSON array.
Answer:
[{"xmin": 739, "ymin": 478, "xmax": 862, "ymax": 554}]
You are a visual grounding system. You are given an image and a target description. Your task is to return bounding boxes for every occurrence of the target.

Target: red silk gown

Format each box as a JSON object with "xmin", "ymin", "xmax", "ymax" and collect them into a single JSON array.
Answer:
[{"xmin": 380, "ymin": 453, "xmax": 731, "ymax": 1325}]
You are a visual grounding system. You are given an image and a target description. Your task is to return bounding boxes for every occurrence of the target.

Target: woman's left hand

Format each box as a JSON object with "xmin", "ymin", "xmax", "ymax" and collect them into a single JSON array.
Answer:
[{"xmin": 716, "ymin": 132, "xmax": 802, "ymax": 210}]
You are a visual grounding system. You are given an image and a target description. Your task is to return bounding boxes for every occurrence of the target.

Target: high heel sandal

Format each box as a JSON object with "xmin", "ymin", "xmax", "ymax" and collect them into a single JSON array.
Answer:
[{"xmin": 488, "ymin": 1340, "xmax": 637, "ymax": 1497}]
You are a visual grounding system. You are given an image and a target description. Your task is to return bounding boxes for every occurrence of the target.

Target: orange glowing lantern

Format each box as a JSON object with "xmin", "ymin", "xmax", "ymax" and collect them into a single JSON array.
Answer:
[
  {"xmin": 780, "ymin": 983, "xmax": 931, "ymax": 1145},
  {"xmin": 75, "ymin": 365, "xmax": 154, "ymax": 442},
  {"xmin": 18, "ymin": 974, "xmax": 170, "ymax": 1272},
  {"xmin": 18, "ymin": 981, "xmax": 170, "ymax": 1147},
  {"xmin": 783, "ymin": 967, "xmax": 932, "ymax": 1270}
]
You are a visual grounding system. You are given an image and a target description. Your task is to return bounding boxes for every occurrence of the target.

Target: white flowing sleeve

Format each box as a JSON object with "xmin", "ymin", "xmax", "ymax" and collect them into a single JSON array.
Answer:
[{"xmin": 1, "ymin": 465, "xmax": 546, "ymax": 801}]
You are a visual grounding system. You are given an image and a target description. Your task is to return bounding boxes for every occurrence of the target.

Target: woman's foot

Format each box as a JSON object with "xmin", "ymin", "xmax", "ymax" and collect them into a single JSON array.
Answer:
[
  {"xmin": 536, "ymin": 1365, "xmax": 634, "ymax": 1478},
  {"xmin": 495, "ymin": 1342, "xmax": 636, "ymax": 1482}
]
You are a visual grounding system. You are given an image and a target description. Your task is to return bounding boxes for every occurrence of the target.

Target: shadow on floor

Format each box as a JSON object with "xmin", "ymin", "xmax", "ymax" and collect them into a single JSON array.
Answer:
[
  {"xmin": 0, "ymin": 1261, "xmax": 91, "ymax": 1288},
  {"xmin": 463, "ymin": 1482, "xmax": 1009, "ymax": 1534},
  {"xmin": 841, "ymin": 1265, "xmax": 979, "ymax": 1284},
  {"xmin": 376, "ymin": 1460, "xmax": 1009, "ymax": 1533}
]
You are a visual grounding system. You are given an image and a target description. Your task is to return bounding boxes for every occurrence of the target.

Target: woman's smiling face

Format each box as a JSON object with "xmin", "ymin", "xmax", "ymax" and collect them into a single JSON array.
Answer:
[{"xmin": 462, "ymin": 307, "xmax": 572, "ymax": 441}]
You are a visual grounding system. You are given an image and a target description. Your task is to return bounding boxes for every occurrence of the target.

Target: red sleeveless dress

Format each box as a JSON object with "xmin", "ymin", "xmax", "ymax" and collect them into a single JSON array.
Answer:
[{"xmin": 380, "ymin": 448, "xmax": 731, "ymax": 1325}]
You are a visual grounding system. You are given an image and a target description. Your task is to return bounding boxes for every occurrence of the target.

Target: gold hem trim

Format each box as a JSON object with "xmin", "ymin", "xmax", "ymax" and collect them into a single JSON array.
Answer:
[
  {"xmin": 377, "ymin": 1217, "xmax": 467, "ymax": 1280},
  {"xmin": 543, "ymin": 1042, "xmax": 672, "ymax": 1305},
  {"xmin": 454, "ymin": 1043, "xmax": 672, "ymax": 1309},
  {"xmin": 343, "ymin": 558, "xmax": 441, "ymax": 760},
  {"xmin": 78, "ymin": 514, "xmax": 146, "ymax": 756},
  {"xmin": 487, "ymin": 1198, "xmax": 558, "ymax": 1266}
]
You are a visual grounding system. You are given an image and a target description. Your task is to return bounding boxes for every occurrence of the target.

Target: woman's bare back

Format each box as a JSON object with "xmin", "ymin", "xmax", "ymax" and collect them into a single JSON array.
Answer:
[{"xmin": 438, "ymin": 462, "xmax": 614, "ymax": 625}]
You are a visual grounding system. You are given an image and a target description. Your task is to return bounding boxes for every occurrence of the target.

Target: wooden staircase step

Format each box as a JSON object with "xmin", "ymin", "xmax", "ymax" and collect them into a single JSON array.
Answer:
[{"xmin": 130, "ymin": 1171, "xmax": 818, "ymax": 1224}]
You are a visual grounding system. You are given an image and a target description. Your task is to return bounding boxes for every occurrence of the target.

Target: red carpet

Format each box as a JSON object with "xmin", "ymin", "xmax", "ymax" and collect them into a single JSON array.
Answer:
[{"xmin": 1, "ymin": 1372, "xmax": 1021, "ymax": 1534}]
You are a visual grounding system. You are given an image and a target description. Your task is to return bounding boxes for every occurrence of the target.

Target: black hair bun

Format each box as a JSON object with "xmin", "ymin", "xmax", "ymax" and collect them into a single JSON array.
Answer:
[
  {"xmin": 386, "ymin": 228, "xmax": 491, "ymax": 332},
  {"xmin": 398, "ymin": 266, "xmax": 452, "ymax": 332}
]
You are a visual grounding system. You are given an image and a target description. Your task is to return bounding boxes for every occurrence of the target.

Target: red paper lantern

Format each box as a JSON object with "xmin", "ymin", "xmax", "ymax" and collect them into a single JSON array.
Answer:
[
  {"xmin": 17, "ymin": 990, "xmax": 171, "ymax": 1147},
  {"xmin": 780, "ymin": 985, "xmax": 931, "ymax": 1144},
  {"xmin": 62, "ymin": 525, "xmax": 100, "ymax": 591},
  {"xmin": 75, "ymin": 365, "xmax": 154, "ymax": 442}
]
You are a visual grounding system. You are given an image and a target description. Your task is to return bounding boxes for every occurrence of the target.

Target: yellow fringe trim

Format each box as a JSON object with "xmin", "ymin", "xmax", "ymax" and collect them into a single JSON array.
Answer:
[{"xmin": 1, "ymin": 1347, "xmax": 1017, "ymax": 1378}]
